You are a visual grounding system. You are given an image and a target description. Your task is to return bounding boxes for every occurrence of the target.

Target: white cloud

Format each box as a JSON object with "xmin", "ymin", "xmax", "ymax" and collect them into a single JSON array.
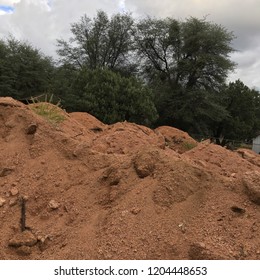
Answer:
[
  {"xmin": 0, "ymin": 0, "xmax": 20, "ymax": 4},
  {"xmin": 0, "ymin": 0, "xmax": 259, "ymax": 88},
  {"xmin": 119, "ymin": 0, "xmax": 126, "ymax": 12}
]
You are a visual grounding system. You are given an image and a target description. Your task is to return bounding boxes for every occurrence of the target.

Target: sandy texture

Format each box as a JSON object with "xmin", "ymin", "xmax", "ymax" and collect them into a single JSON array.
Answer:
[{"xmin": 0, "ymin": 98, "xmax": 259, "ymax": 260}]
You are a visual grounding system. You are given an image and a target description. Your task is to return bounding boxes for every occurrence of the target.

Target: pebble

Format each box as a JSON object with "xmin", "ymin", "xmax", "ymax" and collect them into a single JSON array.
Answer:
[
  {"xmin": 131, "ymin": 207, "xmax": 141, "ymax": 215},
  {"xmin": 10, "ymin": 187, "xmax": 19, "ymax": 196},
  {"xmin": 49, "ymin": 200, "xmax": 60, "ymax": 210},
  {"xmin": 9, "ymin": 198, "xmax": 18, "ymax": 207},
  {"xmin": 0, "ymin": 197, "xmax": 6, "ymax": 207}
]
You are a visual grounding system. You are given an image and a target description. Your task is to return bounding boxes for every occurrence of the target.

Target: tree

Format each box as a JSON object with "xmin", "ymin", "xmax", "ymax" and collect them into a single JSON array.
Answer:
[
  {"xmin": 213, "ymin": 80, "xmax": 260, "ymax": 144},
  {"xmin": 135, "ymin": 17, "xmax": 182, "ymax": 84},
  {"xmin": 0, "ymin": 37, "xmax": 53, "ymax": 99},
  {"xmin": 135, "ymin": 16, "xmax": 235, "ymax": 90},
  {"xmin": 135, "ymin": 16, "xmax": 236, "ymax": 134},
  {"xmin": 55, "ymin": 67, "xmax": 158, "ymax": 125},
  {"xmin": 57, "ymin": 10, "xmax": 135, "ymax": 73}
]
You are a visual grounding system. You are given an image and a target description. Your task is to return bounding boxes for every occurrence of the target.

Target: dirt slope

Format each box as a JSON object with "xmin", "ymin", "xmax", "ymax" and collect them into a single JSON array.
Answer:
[{"xmin": 0, "ymin": 97, "xmax": 259, "ymax": 260}]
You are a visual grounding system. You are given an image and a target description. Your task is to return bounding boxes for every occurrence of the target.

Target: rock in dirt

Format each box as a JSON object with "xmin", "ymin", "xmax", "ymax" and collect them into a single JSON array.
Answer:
[
  {"xmin": 133, "ymin": 148, "xmax": 159, "ymax": 178},
  {"xmin": 102, "ymin": 166, "xmax": 121, "ymax": 186},
  {"xmin": 10, "ymin": 187, "xmax": 19, "ymax": 196},
  {"xmin": 0, "ymin": 197, "xmax": 6, "ymax": 207},
  {"xmin": 9, "ymin": 197, "xmax": 18, "ymax": 207},
  {"xmin": 243, "ymin": 171, "xmax": 260, "ymax": 205},
  {"xmin": 48, "ymin": 200, "xmax": 60, "ymax": 210},
  {"xmin": 9, "ymin": 231, "xmax": 37, "ymax": 247}
]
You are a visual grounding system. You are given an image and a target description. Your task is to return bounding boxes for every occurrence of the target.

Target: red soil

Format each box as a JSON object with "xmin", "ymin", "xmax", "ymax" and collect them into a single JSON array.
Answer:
[{"xmin": 0, "ymin": 97, "xmax": 259, "ymax": 260}]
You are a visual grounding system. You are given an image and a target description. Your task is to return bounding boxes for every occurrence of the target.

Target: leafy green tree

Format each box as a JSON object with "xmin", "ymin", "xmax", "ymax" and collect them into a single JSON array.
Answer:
[
  {"xmin": 135, "ymin": 16, "xmax": 235, "ymax": 89},
  {"xmin": 0, "ymin": 37, "xmax": 53, "ymax": 99},
  {"xmin": 55, "ymin": 67, "xmax": 158, "ymax": 125},
  {"xmin": 179, "ymin": 17, "xmax": 235, "ymax": 90},
  {"xmin": 57, "ymin": 10, "xmax": 135, "ymax": 73},
  {"xmin": 214, "ymin": 80, "xmax": 260, "ymax": 143},
  {"xmin": 135, "ymin": 16, "xmax": 236, "ymax": 134}
]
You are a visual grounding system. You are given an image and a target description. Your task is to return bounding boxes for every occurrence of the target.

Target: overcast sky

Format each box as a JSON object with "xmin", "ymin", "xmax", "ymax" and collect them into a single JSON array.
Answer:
[{"xmin": 0, "ymin": 0, "xmax": 259, "ymax": 89}]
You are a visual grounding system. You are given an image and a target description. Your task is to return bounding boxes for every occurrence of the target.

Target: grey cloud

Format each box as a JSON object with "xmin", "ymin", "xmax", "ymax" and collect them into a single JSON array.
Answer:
[
  {"xmin": 0, "ymin": 0, "xmax": 259, "ymax": 88},
  {"xmin": 0, "ymin": 0, "xmax": 120, "ymax": 57},
  {"xmin": 125, "ymin": 0, "xmax": 260, "ymax": 88}
]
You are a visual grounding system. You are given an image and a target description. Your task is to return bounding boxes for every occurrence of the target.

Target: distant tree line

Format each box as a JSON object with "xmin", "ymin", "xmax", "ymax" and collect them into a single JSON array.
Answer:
[{"xmin": 0, "ymin": 10, "xmax": 260, "ymax": 143}]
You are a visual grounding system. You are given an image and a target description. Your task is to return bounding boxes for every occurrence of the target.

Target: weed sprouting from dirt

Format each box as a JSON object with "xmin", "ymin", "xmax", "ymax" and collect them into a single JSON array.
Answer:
[
  {"xmin": 28, "ymin": 94, "xmax": 66, "ymax": 125},
  {"xmin": 182, "ymin": 141, "xmax": 197, "ymax": 151}
]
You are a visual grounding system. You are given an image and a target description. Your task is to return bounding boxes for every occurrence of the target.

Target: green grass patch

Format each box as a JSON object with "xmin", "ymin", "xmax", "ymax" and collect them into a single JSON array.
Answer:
[
  {"xmin": 181, "ymin": 141, "xmax": 197, "ymax": 151},
  {"xmin": 29, "ymin": 102, "xmax": 66, "ymax": 125}
]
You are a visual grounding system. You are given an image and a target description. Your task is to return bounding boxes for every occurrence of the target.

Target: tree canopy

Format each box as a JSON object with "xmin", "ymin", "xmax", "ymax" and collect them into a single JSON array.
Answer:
[
  {"xmin": 214, "ymin": 80, "xmax": 260, "ymax": 143},
  {"xmin": 135, "ymin": 17, "xmax": 235, "ymax": 90},
  {"xmin": 1, "ymin": 10, "xmax": 260, "ymax": 144},
  {"xmin": 57, "ymin": 10, "xmax": 135, "ymax": 73},
  {"xmin": 53, "ymin": 66, "xmax": 158, "ymax": 125},
  {"xmin": 0, "ymin": 37, "xmax": 53, "ymax": 99}
]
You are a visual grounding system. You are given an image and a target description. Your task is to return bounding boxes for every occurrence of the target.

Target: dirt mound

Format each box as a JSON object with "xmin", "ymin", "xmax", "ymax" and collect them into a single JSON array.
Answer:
[
  {"xmin": 0, "ymin": 97, "xmax": 259, "ymax": 260},
  {"xmin": 155, "ymin": 126, "xmax": 197, "ymax": 153},
  {"xmin": 69, "ymin": 112, "xmax": 106, "ymax": 130}
]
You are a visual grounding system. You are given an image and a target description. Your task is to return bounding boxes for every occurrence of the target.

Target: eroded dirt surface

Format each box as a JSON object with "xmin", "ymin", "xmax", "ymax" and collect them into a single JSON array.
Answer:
[{"xmin": 0, "ymin": 97, "xmax": 259, "ymax": 260}]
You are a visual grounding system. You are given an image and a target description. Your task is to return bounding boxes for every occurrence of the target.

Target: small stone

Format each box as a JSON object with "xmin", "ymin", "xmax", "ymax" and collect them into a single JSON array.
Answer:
[
  {"xmin": 9, "ymin": 197, "xmax": 18, "ymax": 206},
  {"xmin": 133, "ymin": 149, "xmax": 159, "ymax": 178},
  {"xmin": 22, "ymin": 195, "xmax": 29, "ymax": 201},
  {"xmin": 0, "ymin": 197, "xmax": 6, "ymax": 207},
  {"xmin": 198, "ymin": 242, "xmax": 206, "ymax": 248},
  {"xmin": 10, "ymin": 187, "xmax": 19, "ymax": 196},
  {"xmin": 102, "ymin": 166, "xmax": 121, "ymax": 186},
  {"xmin": 49, "ymin": 200, "xmax": 60, "ymax": 210},
  {"xmin": 230, "ymin": 173, "xmax": 236, "ymax": 178},
  {"xmin": 131, "ymin": 207, "xmax": 141, "ymax": 215},
  {"xmin": 196, "ymin": 160, "xmax": 207, "ymax": 168}
]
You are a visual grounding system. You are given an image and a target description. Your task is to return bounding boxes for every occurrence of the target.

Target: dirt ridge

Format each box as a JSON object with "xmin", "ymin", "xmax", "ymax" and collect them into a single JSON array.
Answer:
[{"xmin": 0, "ymin": 97, "xmax": 259, "ymax": 260}]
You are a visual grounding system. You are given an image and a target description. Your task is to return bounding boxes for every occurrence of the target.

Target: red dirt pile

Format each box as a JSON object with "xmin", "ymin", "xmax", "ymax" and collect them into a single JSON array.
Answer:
[{"xmin": 0, "ymin": 97, "xmax": 259, "ymax": 260}]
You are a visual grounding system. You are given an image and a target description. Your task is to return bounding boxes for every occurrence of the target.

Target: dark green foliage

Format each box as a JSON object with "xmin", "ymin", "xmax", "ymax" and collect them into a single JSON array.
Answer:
[
  {"xmin": 214, "ymin": 80, "xmax": 260, "ymax": 142},
  {"xmin": 57, "ymin": 10, "xmax": 135, "ymax": 72},
  {"xmin": 180, "ymin": 17, "xmax": 235, "ymax": 89},
  {"xmin": 135, "ymin": 16, "xmax": 236, "ymax": 134},
  {"xmin": 0, "ymin": 38, "xmax": 53, "ymax": 99},
  {"xmin": 1, "ymin": 10, "xmax": 259, "ymax": 143},
  {"xmin": 53, "ymin": 67, "xmax": 158, "ymax": 125}
]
